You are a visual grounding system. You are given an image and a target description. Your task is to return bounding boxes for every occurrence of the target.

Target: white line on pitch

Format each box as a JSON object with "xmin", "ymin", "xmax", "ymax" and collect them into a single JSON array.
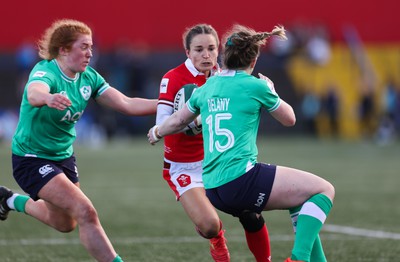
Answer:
[
  {"xmin": 322, "ymin": 224, "xmax": 400, "ymax": 240},
  {"xmin": 0, "ymin": 224, "xmax": 399, "ymax": 246}
]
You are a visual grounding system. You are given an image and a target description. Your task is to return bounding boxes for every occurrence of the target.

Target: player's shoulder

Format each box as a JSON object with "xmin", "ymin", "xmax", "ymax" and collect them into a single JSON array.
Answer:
[
  {"xmin": 241, "ymin": 73, "xmax": 268, "ymax": 89},
  {"xmin": 80, "ymin": 65, "xmax": 103, "ymax": 81},
  {"xmin": 83, "ymin": 65, "xmax": 98, "ymax": 74},
  {"xmin": 163, "ymin": 63, "xmax": 188, "ymax": 79},
  {"xmin": 29, "ymin": 60, "xmax": 57, "ymax": 80},
  {"xmin": 160, "ymin": 64, "xmax": 192, "ymax": 95}
]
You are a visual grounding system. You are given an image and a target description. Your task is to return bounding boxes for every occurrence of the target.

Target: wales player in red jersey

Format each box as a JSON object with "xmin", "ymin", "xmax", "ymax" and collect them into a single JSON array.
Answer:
[
  {"xmin": 155, "ymin": 24, "xmax": 231, "ymax": 262},
  {"xmin": 149, "ymin": 24, "xmax": 335, "ymax": 262}
]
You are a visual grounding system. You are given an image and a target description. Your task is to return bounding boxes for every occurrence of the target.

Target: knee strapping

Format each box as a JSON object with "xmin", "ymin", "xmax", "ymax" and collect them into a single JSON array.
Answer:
[{"xmin": 239, "ymin": 211, "xmax": 265, "ymax": 232}]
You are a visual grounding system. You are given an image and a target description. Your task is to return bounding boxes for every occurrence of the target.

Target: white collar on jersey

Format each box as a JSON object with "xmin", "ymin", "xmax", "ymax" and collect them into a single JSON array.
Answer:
[
  {"xmin": 220, "ymin": 69, "xmax": 237, "ymax": 76},
  {"xmin": 53, "ymin": 59, "xmax": 80, "ymax": 82},
  {"xmin": 185, "ymin": 58, "xmax": 222, "ymax": 77},
  {"xmin": 184, "ymin": 58, "xmax": 205, "ymax": 77}
]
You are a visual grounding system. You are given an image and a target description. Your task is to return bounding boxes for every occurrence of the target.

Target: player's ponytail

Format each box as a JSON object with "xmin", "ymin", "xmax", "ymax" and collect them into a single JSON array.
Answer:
[{"xmin": 222, "ymin": 24, "xmax": 287, "ymax": 70}]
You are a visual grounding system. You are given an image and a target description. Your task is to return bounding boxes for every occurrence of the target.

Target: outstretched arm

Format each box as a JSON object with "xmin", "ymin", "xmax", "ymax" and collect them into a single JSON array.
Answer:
[{"xmin": 96, "ymin": 87, "xmax": 157, "ymax": 116}]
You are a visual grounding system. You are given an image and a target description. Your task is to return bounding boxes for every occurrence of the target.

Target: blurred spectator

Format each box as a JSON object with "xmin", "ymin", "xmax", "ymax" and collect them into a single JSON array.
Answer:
[
  {"xmin": 305, "ymin": 23, "xmax": 331, "ymax": 66},
  {"xmin": 95, "ymin": 40, "xmax": 135, "ymax": 140},
  {"xmin": 321, "ymin": 83, "xmax": 340, "ymax": 138},
  {"xmin": 382, "ymin": 79, "xmax": 398, "ymax": 121},
  {"xmin": 131, "ymin": 41, "xmax": 151, "ymax": 96},
  {"xmin": 93, "ymin": 40, "xmax": 154, "ymax": 140},
  {"xmin": 358, "ymin": 75, "xmax": 377, "ymax": 139},
  {"xmin": 107, "ymin": 39, "xmax": 135, "ymax": 94},
  {"xmin": 0, "ymin": 109, "xmax": 19, "ymax": 143},
  {"xmin": 375, "ymin": 79, "xmax": 399, "ymax": 145},
  {"xmin": 300, "ymin": 87, "xmax": 321, "ymax": 136},
  {"xmin": 15, "ymin": 40, "xmax": 39, "ymax": 96},
  {"xmin": 269, "ymin": 29, "xmax": 295, "ymax": 57}
]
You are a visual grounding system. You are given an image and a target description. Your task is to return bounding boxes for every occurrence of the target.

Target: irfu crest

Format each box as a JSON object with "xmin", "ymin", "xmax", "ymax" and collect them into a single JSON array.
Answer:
[{"xmin": 80, "ymin": 86, "xmax": 92, "ymax": 101}]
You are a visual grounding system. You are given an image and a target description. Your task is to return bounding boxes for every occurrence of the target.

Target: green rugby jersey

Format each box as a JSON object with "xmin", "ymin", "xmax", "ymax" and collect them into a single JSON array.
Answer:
[
  {"xmin": 12, "ymin": 59, "xmax": 110, "ymax": 161},
  {"xmin": 187, "ymin": 70, "xmax": 280, "ymax": 189}
]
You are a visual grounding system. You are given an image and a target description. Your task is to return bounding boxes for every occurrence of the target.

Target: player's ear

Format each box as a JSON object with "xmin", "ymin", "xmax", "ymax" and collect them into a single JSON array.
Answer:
[
  {"xmin": 185, "ymin": 49, "xmax": 190, "ymax": 58},
  {"xmin": 59, "ymin": 46, "xmax": 69, "ymax": 56}
]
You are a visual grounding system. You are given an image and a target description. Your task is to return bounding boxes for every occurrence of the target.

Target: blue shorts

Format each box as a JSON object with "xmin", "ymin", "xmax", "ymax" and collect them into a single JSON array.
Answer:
[
  {"xmin": 206, "ymin": 163, "xmax": 276, "ymax": 217},
  {"xmin": 12, "ymin": 154, "xmax": 79, "ymax": 201}
]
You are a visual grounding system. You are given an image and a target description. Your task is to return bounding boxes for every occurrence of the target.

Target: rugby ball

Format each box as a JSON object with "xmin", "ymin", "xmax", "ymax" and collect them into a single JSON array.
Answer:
[{"xmin": 174, "ymin": 84, "xmax": 202, "ymax": 136}]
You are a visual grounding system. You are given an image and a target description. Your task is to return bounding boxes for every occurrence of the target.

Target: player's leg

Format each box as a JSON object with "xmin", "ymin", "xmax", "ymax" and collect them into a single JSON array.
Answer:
[
  {"xmin": 181, "ymin": 187, "xmax": 220, "ymax": 237},
  {"xmin": 239, "ymin": 211, "xmax": 271, "ymax": 262},
  {"xmin": 206, "ymin": 163, "xmax": 273, "ymax": 262},
  {"xmin": 265, "ymin": 166, "xmax": 335, "ymax": 262},
  {"xmin": 37, "ymin": 174, "xmax": 120, "ymax": 262},
  {"xmin": 164, "ymin": 161, "xmax": 230, "ymax": 262},
  {"xmin": 1, "ymin": 176, "xmax": 121, "ymax": 262},
  {"xmin": 289, "ymin": 206, "xmax": 327, "ymax": 262},
  {"xmin": 180, "ymin": 187, "xmax": 230, "ymax": 262}
]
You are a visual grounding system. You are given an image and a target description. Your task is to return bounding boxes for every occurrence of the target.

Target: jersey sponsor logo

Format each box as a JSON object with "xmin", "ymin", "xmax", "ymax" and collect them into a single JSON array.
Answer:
[
  {"xmin": 60, "ymin": 110, "xmax": 84, "ymax": 123},
  {"xmin": 32, "ymin": 71, "xmax": 47, "ymax": 77},
  {"xmin": 160, "ymin": 78, "xmax": 169, "ymax": 93},
  {"xmin": 39, "ymin": 164, "xmax": 54, "ymax": 178},
  {"xmin": 254, "ymin": 192, "xmax": 266, "ymax": 207},
  {"xmin": 80, "ymin": 86, "xmax": 92, "ymax": 101},
  {"xmin": 176, "ymin": 174, "xmax": 191, "ymax": 187}
]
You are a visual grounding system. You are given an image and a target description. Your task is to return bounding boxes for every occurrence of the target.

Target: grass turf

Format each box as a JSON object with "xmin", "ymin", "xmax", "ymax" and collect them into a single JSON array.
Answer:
[{"xmin": 0, "ymin": 136, "xmax": 399, "ymax": 261}]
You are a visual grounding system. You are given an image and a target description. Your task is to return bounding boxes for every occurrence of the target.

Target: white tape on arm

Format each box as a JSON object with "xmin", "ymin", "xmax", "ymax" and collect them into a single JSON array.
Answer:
[{"xmin": 151, "ymin": 125, "xmax": 162, "ymax": 143}]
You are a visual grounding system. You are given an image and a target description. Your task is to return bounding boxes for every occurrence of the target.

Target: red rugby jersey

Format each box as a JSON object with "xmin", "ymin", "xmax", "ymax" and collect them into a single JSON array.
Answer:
[{"xmin": 158, "ymin": 59, "xmax": 206, "ymax": 162}]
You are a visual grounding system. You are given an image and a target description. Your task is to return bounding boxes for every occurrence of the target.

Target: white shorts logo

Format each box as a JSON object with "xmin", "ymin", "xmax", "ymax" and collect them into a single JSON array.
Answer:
[
  {"xmin": 39, "ymin": 164, "xmax": 54, "ymax": 178},
  {"xmin": 254, "ymin": 192, "xmax": 266, "ymax": 207}
]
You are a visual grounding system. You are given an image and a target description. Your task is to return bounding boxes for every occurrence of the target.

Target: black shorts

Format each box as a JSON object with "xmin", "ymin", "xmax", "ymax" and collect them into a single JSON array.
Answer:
[
  {"xmin": 12, "ymin": 154, "xmax": 79, "ymax": 201},
  {"xmin": 206, "ymin": 163, "xmax": 276, "ymax": 217}
]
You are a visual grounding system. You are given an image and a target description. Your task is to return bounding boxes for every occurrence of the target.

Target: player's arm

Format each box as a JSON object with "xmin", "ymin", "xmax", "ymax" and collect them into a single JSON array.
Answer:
[
  {"xmin": 156, "ymin": 103, "xmax": 201, "ymax": 131},
  {"xmin": 27, "ymin": 82, "xmax": 71, "ymax": 110},
  {"xmin": 148, "ymin": 105, "xmax": 197, "ymax": 145},
  {"xmin": 156, "ymin": 103, "xmax": 173, "ymax": 125},
  {"xmin": 258, "ymin": 73, "xmax": 296, "ymax": 127},
  {"xmin": 96, "ymin": 87, "xmax": 157, "ymax": 116},
  {"xmin": 270, "ymin": 99, "xmax": 296, "ymax": 127}
]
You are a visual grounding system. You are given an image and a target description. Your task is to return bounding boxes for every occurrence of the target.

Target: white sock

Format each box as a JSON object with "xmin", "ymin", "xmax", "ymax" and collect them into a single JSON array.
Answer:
[{"xmin": 6, "ymin": 193, "xmax": 19, "ymax": 210}]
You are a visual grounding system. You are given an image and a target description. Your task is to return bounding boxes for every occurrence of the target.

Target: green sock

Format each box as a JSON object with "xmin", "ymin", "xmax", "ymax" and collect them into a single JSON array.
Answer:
[
  {"xmin": 112, "ymin": 255, "xmax": 124, "ymax": 262},
  {"xmin": 14, "ymin": 195, "xmax": 30, "ymax": 213},
  {"xmin": 310, "ymin": 235, "xmax": 326, "ymax": 262},
  {"xmin": 289, "ymin": 206, "xmax": 326, "ymax": 261},
  {"xmin": 291, "ymin": 194, "xmax": 332, "ymax": 262}
]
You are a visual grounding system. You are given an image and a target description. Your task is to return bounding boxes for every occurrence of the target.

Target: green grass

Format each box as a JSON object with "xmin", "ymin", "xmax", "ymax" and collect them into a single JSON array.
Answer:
[{"xmin": 0, "ymin": 136, "xmax": 399, "ymax": 261}]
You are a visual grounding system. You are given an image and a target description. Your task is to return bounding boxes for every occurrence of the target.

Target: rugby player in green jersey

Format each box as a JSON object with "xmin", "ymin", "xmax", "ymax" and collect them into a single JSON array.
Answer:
[
  {"xmin": 0, "ymin": 19, "xmax": 157, "ymax": 262},
  {"xmin": 148, "ymin": 24, "xmax": 335, "ymax": 262}
]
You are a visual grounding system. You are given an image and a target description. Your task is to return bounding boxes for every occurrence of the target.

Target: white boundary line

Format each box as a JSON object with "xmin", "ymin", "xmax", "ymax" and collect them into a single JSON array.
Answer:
[
  {"xmin": 0, "ymin": 224, "xmax": 399, "ymax": 246},
  {"xmin": 322, "ymin": 224, "xmax": 400, "ymax": 240}
]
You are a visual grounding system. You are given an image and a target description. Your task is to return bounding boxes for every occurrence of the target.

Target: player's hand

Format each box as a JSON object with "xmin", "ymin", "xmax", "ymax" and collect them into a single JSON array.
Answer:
[
  {"xmin": 194, "ymin": 115, "xmax": 202, "ymax": 127},
  {"xmin": 258, "ymin": 73, "xmax": 277, "ymax": 94},
  {"xmin": 147, "ymin": 125, "xmax": 162, "ymax": 145},
  {"xmin": 47, "ymin": 93, "xmax": 72, "ymax": 111}
]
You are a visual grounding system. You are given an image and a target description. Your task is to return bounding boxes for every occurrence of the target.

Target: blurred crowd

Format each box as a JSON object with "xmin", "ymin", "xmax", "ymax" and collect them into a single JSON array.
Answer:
[{"xmin": 1, "ymin": 22, "xmax": 399, "ymax": 146}]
